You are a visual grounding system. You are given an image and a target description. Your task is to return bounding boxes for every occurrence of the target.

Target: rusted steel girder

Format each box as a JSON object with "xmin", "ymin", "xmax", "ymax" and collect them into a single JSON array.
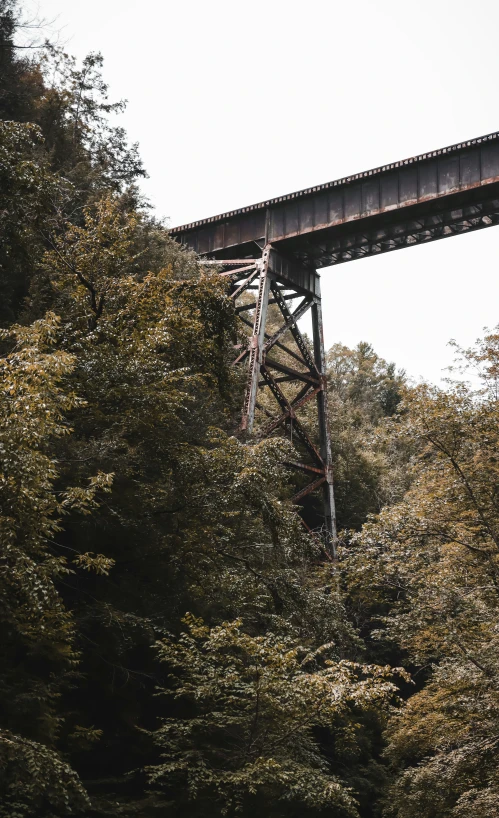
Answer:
[
  {"xmin": 204, "ymin": 246, "xmax": 337, "ymax": 557},
  {"xmin": 170, "ymin": 131, "xmax": 499, "ymax": 268}
]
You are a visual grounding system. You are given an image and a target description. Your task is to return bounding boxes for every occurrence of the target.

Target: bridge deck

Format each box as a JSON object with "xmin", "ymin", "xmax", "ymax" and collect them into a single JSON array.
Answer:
[{"xmin": 170, "ymin": 132, "xmax": 499, "ymax": 268}]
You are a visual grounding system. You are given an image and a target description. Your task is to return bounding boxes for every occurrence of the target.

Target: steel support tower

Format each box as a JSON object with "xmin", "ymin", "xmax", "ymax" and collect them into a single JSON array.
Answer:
[{"xmin": 204, "ymin": 245, "xmax": 337, "ymax": 553}]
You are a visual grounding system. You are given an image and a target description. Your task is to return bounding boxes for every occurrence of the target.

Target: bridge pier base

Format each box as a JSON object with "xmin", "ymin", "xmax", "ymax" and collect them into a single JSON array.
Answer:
[{"xmin": 207, "ymin": 245, "xmax": 337, "ymax": 557}]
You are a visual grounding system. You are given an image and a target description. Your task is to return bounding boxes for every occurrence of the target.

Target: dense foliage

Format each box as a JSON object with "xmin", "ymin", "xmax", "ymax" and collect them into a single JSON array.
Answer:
[
  {"xmin": 343, "ymin": 336, "xmax": 499, "ymax": 817},
  {"xmin": 1, "ymin": 2, "xmax": 498, "ymax": 816}
]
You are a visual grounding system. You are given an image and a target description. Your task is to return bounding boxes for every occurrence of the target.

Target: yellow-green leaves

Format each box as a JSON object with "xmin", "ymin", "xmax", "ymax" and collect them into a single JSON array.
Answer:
[
  {"xmin": 344, "ymin": 330, "xmax": 499, "ymax": 818},
  {"xmin": 150, "ymin": 616, "xmax": 401, "ymax": 816},
  {"xmin": 44, "ymin": 196, "xmax": 140, "ymax": 330},
  {"xmin": 0, "ymin": 729, "xmax": 89, "ymax": 818},
  {"xmin": 0, "ymin": 313, "xmax": 115, "ymax": 646}
]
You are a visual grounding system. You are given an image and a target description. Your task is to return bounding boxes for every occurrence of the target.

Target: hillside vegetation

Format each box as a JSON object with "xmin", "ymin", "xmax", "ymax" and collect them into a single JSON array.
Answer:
[{"xmin": 1, "ymin": 3, "xmax": 498, "ymax": 816}]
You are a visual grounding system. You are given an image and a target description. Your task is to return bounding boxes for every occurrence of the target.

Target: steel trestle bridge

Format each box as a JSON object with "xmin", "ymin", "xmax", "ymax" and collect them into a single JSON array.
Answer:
[{"xmin": 171, "ymin": 132, "xmax": 499, "ymax": 555}]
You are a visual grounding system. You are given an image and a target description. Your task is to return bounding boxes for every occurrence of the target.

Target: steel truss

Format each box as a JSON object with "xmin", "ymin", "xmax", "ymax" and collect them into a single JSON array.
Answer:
[
  {"xmin": 205, "ymin": 245, "xmax": 337, "ymax": 557},
  {"xmin": 291, "ymin": 194, "xmax": 499, "ymax": 268}
]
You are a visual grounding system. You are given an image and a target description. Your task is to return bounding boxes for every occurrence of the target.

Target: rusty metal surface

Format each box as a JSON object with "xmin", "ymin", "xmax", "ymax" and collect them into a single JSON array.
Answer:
[
  {"xmin": 223, "ymin": 247, "xmax": 337, "ymax": 555},
  {"xmin": 171, "ymin": 132, "xmax": 499, "ymax": 267}
]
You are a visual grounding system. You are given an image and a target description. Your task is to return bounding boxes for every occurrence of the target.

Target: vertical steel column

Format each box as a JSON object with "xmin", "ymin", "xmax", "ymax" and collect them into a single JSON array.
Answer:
[
  {"xmin": 311, "ymin": 291, "xmax": 337, "ymax": 557},
  {"xmin": 240, "ymin": 246, "xmax": 271, "ymax": 432}
]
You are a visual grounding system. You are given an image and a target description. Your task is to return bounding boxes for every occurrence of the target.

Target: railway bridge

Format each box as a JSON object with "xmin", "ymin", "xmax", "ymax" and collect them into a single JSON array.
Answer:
[{"xmin": 171, "ymin": 132, "xmax": 499, "ymax": 555}]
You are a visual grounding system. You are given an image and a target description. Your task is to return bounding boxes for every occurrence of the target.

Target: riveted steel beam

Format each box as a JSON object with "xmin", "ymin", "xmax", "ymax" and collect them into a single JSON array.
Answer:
[{"xmin": 171, "ymin": 132, "xmax": 499, "ymax": 270}]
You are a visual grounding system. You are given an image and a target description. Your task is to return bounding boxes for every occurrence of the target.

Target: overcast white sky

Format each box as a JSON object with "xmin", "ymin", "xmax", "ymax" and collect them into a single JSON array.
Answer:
[{"xmin": 29, "ymin": 0, "xmax": 499, "ymax": 382}]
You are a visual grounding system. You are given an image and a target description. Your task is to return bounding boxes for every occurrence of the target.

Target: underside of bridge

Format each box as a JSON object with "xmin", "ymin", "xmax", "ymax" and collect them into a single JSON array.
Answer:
[{"xmin": 170, "ymin": 131, "xmax": 499, "ymax": 553}]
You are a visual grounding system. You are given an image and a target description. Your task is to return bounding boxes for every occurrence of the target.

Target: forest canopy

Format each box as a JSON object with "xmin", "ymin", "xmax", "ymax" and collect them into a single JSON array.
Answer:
[{"xmin": 1, "ymin": 2, "xmax": 498, "ymax": 816}]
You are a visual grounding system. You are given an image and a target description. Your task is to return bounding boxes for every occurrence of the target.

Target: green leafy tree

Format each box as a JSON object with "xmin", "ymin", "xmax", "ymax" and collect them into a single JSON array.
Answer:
[
  {"xmin": 0, "ymin": 120, "xmax": 68, "ymax": 323},
  {"xmin": 149, "ymin": 615, "xmax": 402, "ymax": 817},
  {"xmin": 0, "ymin": 2, "xmax": 146, "ymax": 324},
  {"xmin": 0, "ymin": 313, "xmax": 113, "ymax": 816},
  {"xmin": 326, "ymin": 342, "xmax": 407, "ymax": 530},
  {"xmin": 344, "ymin": 330, "xmax": 499, "ymax": 817},
  {"xmin": 36, "ymin": 46, "xmax": 145, "ymax": 191},
  {"xmin": 0, "ymin": 0, "xmax": 45, "ymax": 122}
]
